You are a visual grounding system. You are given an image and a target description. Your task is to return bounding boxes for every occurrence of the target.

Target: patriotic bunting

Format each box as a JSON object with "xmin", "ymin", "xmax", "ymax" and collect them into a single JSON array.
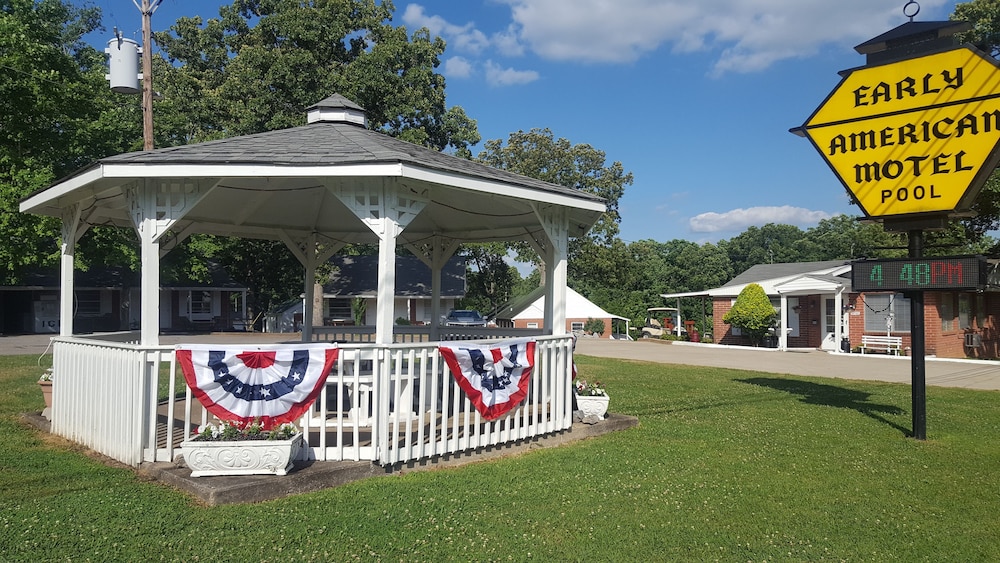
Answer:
[
  {"xmin": 177, "ymin": 344, "xmax": 338, "ymax": 429},
  {"xmin": 439, "ymin": 338, "xmax": 536, "ymax": 421}
]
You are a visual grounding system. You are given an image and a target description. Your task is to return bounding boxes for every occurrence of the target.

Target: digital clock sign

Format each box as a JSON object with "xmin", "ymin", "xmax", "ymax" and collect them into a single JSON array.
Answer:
[{"xmin": 852, "ymin": 256, "xmax": 988, "ymax": 292}]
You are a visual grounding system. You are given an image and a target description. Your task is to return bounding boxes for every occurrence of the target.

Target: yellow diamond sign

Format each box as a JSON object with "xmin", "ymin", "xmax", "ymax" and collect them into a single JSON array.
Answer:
[{"xmin": 801, "ymin": 46, "xmax": 1000, "ymax": 218}]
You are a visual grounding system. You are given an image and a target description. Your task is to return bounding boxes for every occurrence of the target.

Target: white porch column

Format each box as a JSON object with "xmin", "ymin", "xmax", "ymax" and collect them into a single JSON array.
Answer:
[
  {"xmin": 59, "ymin": 205, "xmax": 88, "ymax": 337},
  {"xmin": 778, "ymin": 294, "xmax": 789, "ymax": 351},
  {"xmin": 834, "ymin": 287, "xmax": 844, "ymax": 353}
]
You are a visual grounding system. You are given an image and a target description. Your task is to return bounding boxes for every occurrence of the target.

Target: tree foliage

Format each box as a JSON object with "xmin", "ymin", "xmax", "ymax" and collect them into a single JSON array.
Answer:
[
  {"xmin": 0, "ymin": 0, "xmax": 142, "ymax": 281},
  {"xmin": 148, "ymin": 0, "xmax": 483, "ymax": 322},
  {"xmin": 949, "ymin": 0, "xmax": 1000, "ymax": 248},
  {"xmin": 722, "ymin": 283, "xmax": 776, "ymax": 346},
  {"xmin": 477, "ymin": 128, "xmax": 632, "ymax": 246},
  {"xmin": 154, "ymin": 0, "xmax": 479, "ymax": 151}
]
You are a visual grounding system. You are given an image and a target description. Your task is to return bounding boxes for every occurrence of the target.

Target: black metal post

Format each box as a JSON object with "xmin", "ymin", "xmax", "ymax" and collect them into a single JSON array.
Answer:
[{"xmin": 909, "ymin": 230, "xmax": 926, "ymax": 440}]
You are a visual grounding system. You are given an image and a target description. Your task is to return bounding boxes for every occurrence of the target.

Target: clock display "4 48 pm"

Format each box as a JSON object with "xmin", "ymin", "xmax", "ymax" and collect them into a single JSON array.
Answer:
[{"xmin": 852, "ymin": 256, "xmax": 987, "ymax": 292}]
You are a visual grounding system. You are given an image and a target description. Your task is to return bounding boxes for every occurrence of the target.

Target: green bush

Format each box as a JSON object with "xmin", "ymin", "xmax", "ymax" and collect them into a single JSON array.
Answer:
[
  {"xmin": 723, "ymin": 283, "xmax": 776, "ymax": 346},
  {"xmin": 583, "ymin": 317, "xmax": 605, "ymax": 335}
]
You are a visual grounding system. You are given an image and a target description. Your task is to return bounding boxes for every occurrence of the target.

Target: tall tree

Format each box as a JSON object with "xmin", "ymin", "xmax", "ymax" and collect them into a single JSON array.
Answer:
[
  {"xmin": 719, "ymin": 223, "xmax": 809, "ymax": 276},
  {"xmin": 154, "ymin": 0, "xmax": 479, "ymax": 151},
  {"xmin": 802, "ymin": 215, "xmax": 906, "ymax": 260},
  {"xmin": 950, "ymin": 1, "xmax": 1000, "ymax": 248},
  {"xmin": 468, "ymin": 128, "xmax": 633, "ymax": 310},
  {"xmin": 148, "ymin": 0, "xmax": 482, "ymax": 322},
  {"xmin": 0, "ymin": 0, "xmax": 142, "ymax": 282},
  {"xmin": 477, "ymin": 128, "xmax": 631, "ymax": 246}
]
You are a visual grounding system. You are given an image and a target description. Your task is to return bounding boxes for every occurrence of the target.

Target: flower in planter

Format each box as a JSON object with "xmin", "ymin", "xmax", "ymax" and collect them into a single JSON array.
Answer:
[
  {"xmin": 191, "ymin": 418, "xmax": 298, "ymax": 442},
  {"xmin": 574, "ymin": 379, "xmax": 607, "ymax": 397},
  {"xmin": 38, "ymin": 369, "xmax": 53, "ymax": 382}
]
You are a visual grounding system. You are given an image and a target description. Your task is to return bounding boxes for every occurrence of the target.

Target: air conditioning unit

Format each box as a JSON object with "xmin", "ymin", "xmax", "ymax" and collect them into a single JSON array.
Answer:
[{"xmin": 964, "ymin": 332, "xmax": 983, "ymax": 349}]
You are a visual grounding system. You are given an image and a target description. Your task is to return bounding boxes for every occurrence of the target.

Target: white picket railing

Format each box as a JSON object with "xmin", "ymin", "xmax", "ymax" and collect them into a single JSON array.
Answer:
[{"xmin": 47, "ymin": 332, "xmax": 575, "ymax": 468}]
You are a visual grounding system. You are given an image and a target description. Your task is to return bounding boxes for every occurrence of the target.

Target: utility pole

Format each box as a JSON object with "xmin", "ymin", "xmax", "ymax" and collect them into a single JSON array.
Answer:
[{"xmin": 139, "ymin": 0, "xmax": 161, "ymax": 150}]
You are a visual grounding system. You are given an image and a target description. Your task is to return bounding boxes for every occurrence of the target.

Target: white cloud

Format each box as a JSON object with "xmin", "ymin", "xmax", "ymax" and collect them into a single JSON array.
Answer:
[
  {"xmin": 485, "ymin": 60, "xmax": 540, "ymax": 87},
  {"xmin": 492, "ymin": 25, "xmax": 525, "ymax": 57},
  {"xmin": 689, "ymin": 206, "xmax": 832, "ymax": 233},
  {"xmin": 444, "ymin": 56, "xmax": 474, "ymax": 78},
  {"xmin": 405, "ymin": 0, "xmax": 954, "ymax": 82},
  {"xmin": 495, "ymin": 0, "xmax": 952, "ymax": 73},
  {"xmin": 402, "ymin": 4, "xmax": 490, "ymax": 54}
]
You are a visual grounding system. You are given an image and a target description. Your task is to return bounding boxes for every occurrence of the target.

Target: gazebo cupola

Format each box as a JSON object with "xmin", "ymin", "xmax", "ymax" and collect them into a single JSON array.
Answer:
[{"xmin": 306, "ymin": 94, "xmax": 368, "ymax": 127}]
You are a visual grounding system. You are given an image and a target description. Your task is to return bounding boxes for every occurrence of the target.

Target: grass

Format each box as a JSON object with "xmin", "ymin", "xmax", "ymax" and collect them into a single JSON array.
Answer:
[{"xmin": 2, "ymin": 353, "xmax": 999, "ymax": 561}]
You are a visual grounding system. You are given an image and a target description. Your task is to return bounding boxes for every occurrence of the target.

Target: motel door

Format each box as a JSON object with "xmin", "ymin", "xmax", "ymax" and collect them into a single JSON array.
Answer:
[{"xmin": 821, "ymin": 298, "xmax": 838, "ymax": 351}]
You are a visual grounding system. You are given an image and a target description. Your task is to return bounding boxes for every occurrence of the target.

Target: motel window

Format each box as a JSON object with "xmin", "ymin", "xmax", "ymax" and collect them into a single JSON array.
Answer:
[
  {"xmin": 571, "ymin": 321, "xmax": 585, "ymax": 331},
  {"xmin": 959, "ymin": 294, "xmax": 972, "ymax": 330},
  {"xmin": 939, "ymin": 293, "xmax": 955, "ymax": 332},
  {"xmin": 190, "ymin": 291, "xmax": 212, "ymax": 315},
  {"xmin": 75, "ymin": 290, "xmax": 101, "ymax": 316},
  {"xmin": 526, "ymin": 322, "xmax": 539, "ymax": 329},
  {"xmin": 864, "ymin": 293, "xmax": 911, "ymax": 332},
  {"xmin": 325, "ymin": 298, "xmax": 353, "ymax": 322}
]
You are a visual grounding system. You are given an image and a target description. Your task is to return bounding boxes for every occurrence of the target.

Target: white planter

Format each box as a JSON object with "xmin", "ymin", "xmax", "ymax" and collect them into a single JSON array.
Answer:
[
  {"xmin": 180, "ymin": 433, "xmax": 303, "ymax": 477},
  {"xmin": 575, "ymin": 394, "xmax": 610, "ymax": 421}
]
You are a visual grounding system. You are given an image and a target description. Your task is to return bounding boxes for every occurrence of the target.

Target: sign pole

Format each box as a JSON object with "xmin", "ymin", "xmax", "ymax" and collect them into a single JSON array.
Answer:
[{"xmin": 908, "ymin": 230, "xmax": 927, "ymax": 440}]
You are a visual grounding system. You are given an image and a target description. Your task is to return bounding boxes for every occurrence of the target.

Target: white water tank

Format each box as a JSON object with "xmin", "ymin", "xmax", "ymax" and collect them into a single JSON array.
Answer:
[{"xmin": 105, "ymin": 37, "xmax": 140, "ymax": 94}]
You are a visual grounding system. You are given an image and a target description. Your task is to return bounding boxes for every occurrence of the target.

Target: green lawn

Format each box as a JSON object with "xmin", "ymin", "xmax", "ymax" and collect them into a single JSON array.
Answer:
[{"xmin": 1, "ymin": 353, "xmax": 999, "ymax": 561}]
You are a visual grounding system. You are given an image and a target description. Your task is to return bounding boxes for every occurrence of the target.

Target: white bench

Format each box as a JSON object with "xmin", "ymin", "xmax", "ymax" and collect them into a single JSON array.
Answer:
[{"xmin": 860, "ymin": 335, "xmax": 903, "ymax": 355}]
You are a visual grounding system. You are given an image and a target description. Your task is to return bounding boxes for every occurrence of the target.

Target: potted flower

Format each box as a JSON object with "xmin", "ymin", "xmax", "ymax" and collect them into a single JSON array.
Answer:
[
  {"xmin": 574, "ymin": 379, "xmax": 609, "ymax": 421},
  {"xmin": 38, "ymin": 369, "xmax": 53, "ymax": 411},
  {"xmin": 180, "ymin": 419, "xmax": 304, "ymax": 477}
]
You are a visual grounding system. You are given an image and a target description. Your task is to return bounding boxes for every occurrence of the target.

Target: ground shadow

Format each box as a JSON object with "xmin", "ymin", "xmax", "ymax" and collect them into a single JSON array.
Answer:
[{"xmin": 736, "ymin": 377, "xmax": 910, "ymax": 437}]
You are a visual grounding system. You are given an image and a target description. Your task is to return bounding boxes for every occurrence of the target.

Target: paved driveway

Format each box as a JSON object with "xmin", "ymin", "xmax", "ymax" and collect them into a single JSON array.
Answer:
[
  {"xmin": 5, "ymin": 333, "xmax": 999, "ymax": 390},
  {"xmin": 574, "ymin": 338, "xmax": 1000, "ymax": 391}
]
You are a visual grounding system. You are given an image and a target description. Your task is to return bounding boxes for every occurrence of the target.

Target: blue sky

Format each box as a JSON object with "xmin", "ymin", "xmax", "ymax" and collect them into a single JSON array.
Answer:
[{"xmin": 84, "ymin": 0, "xmax": 962, "ymax": 244}]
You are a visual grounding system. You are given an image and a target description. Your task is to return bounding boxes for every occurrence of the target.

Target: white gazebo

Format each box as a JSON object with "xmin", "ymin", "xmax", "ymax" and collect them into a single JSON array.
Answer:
[{"xmin": 19, "ymin": 94, "xmax": 606, "ymax": 468}]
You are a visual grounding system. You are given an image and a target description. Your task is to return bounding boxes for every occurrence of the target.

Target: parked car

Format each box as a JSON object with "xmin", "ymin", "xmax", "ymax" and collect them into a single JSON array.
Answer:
[{"xmin": 444, "ymin": 309, "xmax": 488, "ymax": 327}]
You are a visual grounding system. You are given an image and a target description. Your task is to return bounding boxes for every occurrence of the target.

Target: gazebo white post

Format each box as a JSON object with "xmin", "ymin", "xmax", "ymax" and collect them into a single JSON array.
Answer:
[
  {"xmin": 281, "ymin": 233, "xmax": 343, "ymax": 342},
  {"xmin": 128, "ymin": 179, "xmax": 212, "ymax": 346},
  {"xmin": 137, "ymin": 216, "xmax": 160, "ymax": 345},
  {"xmin": 58, "ymin": 205, "xmax": 87, "ymax": 337},
  {"xmin": 303, "ymin": 264, "xmax": 317, "ymax": 341},
  {"xmin": 408, "ymin": 237, "xmax": 459, "ymax": 342},
  {"xmin": 533, "ymin": 206, "xmax": 569, "ymax": 336},
  {"xmin": 778, "ymin": 293, "xmax": 789, "ymax": 351},
  {"xmin": 336, "ymin": 184, "xmax": 426, "ymax": 344},
  {"xmin": 374, "ymin": 221, "xmax": 399, "ymax": 344}
]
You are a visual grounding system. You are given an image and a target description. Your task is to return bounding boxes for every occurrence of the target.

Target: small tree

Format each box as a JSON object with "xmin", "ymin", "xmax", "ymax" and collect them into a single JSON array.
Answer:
[
  {"xmin": 583, "ymin": 317, "xmax": 606, "ymax": 336},
  {"xmin": 723, "ymin": 283, "xmax": 776, "ymax": 346}
]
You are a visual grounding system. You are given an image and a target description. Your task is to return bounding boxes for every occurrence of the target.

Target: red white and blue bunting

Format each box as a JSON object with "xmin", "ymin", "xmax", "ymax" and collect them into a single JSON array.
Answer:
[
  {"xmin": 177, "ymin": 344, "xmax": 338, "ymax": 429},
  {"xmin": 439, "ymin": 338, "xmax": 536, "ymax": 421}
]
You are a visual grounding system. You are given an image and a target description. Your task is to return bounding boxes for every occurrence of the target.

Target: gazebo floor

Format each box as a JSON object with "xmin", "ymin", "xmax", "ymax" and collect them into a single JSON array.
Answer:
[{"xmin": 21, "ymin": 410, "xmax": 638, "ymax": 506}]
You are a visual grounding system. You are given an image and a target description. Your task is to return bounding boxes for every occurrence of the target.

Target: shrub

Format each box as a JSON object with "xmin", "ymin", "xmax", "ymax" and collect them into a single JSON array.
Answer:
[
  {"xmin": 583, "ymin": 317, "xmax": 605, "ymax": 335},
  {"xmin": 723, "ymin": 283, "xmax": 776, "ymax": 346}
]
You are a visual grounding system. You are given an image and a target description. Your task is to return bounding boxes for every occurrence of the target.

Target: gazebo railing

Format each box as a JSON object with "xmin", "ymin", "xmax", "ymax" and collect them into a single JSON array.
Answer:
[
  {"xmin": 310, "ymin": 325, "xmax": 546, "ymax": 343},
  {"xmin": 46, "ymin": 333, "xmax": 576, "ymax": 468}
]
